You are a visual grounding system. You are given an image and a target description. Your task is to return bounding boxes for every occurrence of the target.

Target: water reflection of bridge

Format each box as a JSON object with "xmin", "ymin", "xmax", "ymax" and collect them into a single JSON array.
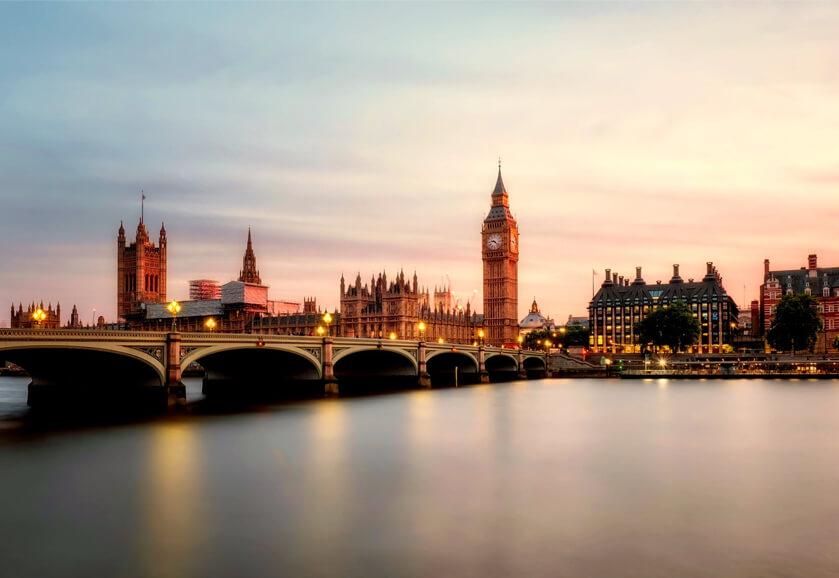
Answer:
[{"xmin": 0, "ymin": 330, "xmax": 592, "ymax": 407}]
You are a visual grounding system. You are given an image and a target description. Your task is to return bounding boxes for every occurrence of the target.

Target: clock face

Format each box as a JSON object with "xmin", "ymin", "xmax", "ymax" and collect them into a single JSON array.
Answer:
[{"xmin": 486, "ymin": 233, "xmax": 502, "ymax": 250}]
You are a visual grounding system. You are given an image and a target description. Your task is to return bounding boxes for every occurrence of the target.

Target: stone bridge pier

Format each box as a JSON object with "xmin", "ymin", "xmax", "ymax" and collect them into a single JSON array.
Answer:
[{"xmin": 165, "ymin": 332, "xmax": 186, "ymax": 408}]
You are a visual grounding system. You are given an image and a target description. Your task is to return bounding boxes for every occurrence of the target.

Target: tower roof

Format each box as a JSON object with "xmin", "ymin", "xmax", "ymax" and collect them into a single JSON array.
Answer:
[
  {"xmin": 486, "ymin": 161, "xmax": 512, "ymax": 216},
  {"xmin": 493, "ymin": 165, "xmax": 507, "ymax": 197}
]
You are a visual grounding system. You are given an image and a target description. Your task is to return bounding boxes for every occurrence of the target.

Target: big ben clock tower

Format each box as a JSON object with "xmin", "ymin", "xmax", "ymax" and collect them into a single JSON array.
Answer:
[{"xmin": 482, "ymin": 162, "xmax": 519, "ymax": 346}]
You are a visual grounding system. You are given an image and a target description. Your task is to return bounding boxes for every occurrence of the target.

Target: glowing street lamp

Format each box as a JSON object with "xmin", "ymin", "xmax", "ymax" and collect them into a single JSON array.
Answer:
[
  {"xmin": 322, "ymin": 311, "xmax": 333, "ymax": 336},
  {"xmin": 658, "ymin": 358, "xmax": 667, "ymax": 369},
  {"xmin": 316, "ymin": 326, "xmax": 325, "ymax": 337},
  {"xmin": 166, "ymin": 300, "xmax": 181, "ymax": 331},
  {"xmin": 417, "ymin": 320, "xmax": 427, "ymax": 340},
  {"xmin": 204, "ymin": 317, "xmax": 217, "ymax": 331},
  {"xmin": 437, "ymin": 337, "xmax": 444, "ymax": 344},
  {"xmin": 31, "ymin": 308, "xmax": 47, "ymax": 328},
  {"xmin": 517, "ymin": 335, "xmax": 524, "ymax": 349},
  {"xmin": 389, "ymin": 331, "xmax": 397, "ymax": 340},
  {"xmin": 477, "ymin": 328, "xmax": 485, "ymax": 346}
]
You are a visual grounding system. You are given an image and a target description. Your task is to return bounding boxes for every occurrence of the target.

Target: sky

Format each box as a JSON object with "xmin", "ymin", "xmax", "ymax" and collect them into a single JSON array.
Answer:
[{"xmin": 2, "ymin": 2, "xmax": 839, "ymax": 326}]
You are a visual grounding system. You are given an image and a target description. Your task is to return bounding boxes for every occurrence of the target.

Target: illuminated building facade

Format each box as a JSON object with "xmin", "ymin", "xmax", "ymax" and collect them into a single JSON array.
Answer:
[
  {"xmin": 339, "ymin": 271, "xmax": 482, "ymax": 343},
  {"xmin": 588, "ymin": 263, "xmax": 739, "ymax": 354}
]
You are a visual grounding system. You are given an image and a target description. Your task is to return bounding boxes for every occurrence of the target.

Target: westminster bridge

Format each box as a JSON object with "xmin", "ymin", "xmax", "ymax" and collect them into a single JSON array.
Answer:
[{"xmin": 0, "ymin": 329, "xmax": 596, "ymax": 407}]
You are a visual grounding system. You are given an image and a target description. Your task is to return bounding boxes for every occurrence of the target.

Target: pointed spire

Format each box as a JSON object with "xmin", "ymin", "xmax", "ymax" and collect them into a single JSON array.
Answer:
[
  {"xmin": 493, "ymin": 159, "xmax": 507, "ymax": 196},
  {"xmin": 238, "ymin": 228, "xmax": 261, "ymax": 285}
]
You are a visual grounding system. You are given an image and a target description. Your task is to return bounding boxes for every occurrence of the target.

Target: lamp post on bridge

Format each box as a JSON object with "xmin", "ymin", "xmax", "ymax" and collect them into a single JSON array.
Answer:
[
  {"xmin": 167, "ymin": 300, "xmax": 181, "ymax": 332},
  {"xmin": 417, "ymin": 320, "xmax": 430, "ymax": 388},
  {"xmin": 322, "ymin": 311, "xmax": 333, "ymax": 337}
]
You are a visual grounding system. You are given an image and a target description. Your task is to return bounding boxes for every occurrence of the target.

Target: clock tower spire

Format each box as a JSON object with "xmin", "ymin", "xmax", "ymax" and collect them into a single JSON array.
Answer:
[{"xmin": 482, "ymin": 162, "xmax": 519, "ymax": 346}]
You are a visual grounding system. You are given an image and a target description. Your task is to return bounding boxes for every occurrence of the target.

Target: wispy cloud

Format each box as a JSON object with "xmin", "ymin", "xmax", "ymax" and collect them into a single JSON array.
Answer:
[{"xmin": 2, "ymin": 2, "xmax": 839, "ymax": 325}]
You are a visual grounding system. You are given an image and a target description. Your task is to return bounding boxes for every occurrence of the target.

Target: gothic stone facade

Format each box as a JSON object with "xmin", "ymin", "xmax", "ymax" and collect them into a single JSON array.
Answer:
[
  {"xmin": 589, "ymin": 263, "xmax": 739, "ymax": 354},
  {"xmin": 10, "ymin": 302, "xmax": 61, "ymax": 329},
  {"xmin": 118, "ymin": 219, "xmax": 167, "ymax": 321},
  {"xmin": 482, "ymin": 165, "xmax": 519, "ymax": 346},
  {"xmin": 339, "ymin": 271, "xmax": 482, "ymax": 343}
]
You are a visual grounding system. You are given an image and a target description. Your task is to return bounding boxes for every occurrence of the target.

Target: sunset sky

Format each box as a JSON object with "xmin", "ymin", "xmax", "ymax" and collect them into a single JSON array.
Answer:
[{"xmin": 3, "ymin": 2, "xmax": 839, "ymax": 325}]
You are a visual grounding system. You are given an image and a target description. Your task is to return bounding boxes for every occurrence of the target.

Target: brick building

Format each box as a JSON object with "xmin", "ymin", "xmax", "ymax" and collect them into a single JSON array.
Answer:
[{"xmin": 760, "ymin": 254, "xmax": 839, "ymax": 351}]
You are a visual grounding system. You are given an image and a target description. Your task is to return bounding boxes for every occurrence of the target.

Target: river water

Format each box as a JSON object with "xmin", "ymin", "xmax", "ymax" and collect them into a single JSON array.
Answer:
[{"xmin": 1, "ymin": 375, "xmax": 839, "ymax": 577}]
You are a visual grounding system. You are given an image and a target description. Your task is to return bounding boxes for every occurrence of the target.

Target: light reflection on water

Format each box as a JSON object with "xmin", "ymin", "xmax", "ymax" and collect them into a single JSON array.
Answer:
[
  {"xmin": 139, "ymin": 422, "xmax": 205, "ymax": 578},
  {"xmin": 1, "ymin": 376, "xmax": 839, "ymax": 577}
]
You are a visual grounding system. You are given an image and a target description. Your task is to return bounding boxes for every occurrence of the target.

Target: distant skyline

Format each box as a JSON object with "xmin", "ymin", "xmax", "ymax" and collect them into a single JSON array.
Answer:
[{"xmin": 3, "ymin": 2, "xmax": 839, "ymax": 324}]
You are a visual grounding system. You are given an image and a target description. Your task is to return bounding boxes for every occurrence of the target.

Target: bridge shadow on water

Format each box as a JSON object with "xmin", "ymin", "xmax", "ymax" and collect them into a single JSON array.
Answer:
[{"xmin": 0, "ymin": 372, "xmax": 508, "ymax": 439}]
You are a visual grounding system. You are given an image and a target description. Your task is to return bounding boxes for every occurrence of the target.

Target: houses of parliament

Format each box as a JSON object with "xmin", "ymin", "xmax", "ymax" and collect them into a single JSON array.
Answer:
[{"xmin": 110, "ymin": 166, "xmax": 521, "ymax": 346}]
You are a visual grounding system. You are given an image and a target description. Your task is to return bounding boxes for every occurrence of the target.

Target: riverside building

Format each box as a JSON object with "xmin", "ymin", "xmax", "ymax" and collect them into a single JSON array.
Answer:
[
  {"xmin": 339, "ymin": 272, "xmax": 482, "ymax": 343},
  {"xmin": 760, "ymin": 254, "xmax": 839, "ymax": 351},
  {"xmin": 588, "ymin": 262, "xmax": 739, "ymax": 354}
]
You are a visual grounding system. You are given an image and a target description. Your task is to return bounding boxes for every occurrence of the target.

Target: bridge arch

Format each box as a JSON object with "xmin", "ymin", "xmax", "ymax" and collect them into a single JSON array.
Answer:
[
  {"xmin": 181, "ymin": 343, "xmax": 322, "ymax": 378},
  {"xmin": 485, "ymin": 352, "xmax": 519, "ymax": 382},
  {"xmin": 426, "ymin": 348, "xmax": 478, "ymax": 366},
  {"xmin": 0, "ymin": 342, "xmax": 166, "ymax": 386},
  {"xmin": 0, "ymin": 342, "xmax": 167, "ymax": 408},
  {"xmin": 333, "ymin": 346, "xmax": 418, "ymax": 391},
  {"xmin": 426, "ymin": 350, "xmax": 479, "ymax": 386},
  {"xmin": 523, "ymin": 355, "xmax": 548, "ymax": 377},
  {"xmin": 182, "ymin": 343, "xmax": 322, "ymax": 398},
  {"xmin": 333, "ymin": 346, "xmax": 418, "ymax": 372}
]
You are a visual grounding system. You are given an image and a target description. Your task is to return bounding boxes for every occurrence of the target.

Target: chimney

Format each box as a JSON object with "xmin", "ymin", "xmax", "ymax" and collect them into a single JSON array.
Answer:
[
  {"xmin": 808, "ymin": 254, "xmax": 817, "ymax": 270},
  {"xmin": 605, "ymin": 268, "xmax": 611, "ymax": 282},
  {"xmin": 706, "ymin": 262, "xmax": 713, "ymax": 275},
  {"xmin": 635, "ymin": 266, "xmax": 642, "ymax": 279},
  {"xmin": 612, "ymin": 272, "xmax": 618, "ymax": 284},
  {"xmin": 618, "ymin": 275, "xmax": 624, "ymax": 286},
  {"xmin": 671, "ymin": 264, "xmax": 683, "ymax": 283},
  {"xmin": 764, "ymin": 259, "xmax": 770, "ymax": 280}
]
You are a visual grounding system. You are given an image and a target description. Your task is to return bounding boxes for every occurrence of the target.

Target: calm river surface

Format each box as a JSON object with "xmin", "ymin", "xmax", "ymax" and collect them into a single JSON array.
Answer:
[{"xmin": 2, "ymin": 376, "xmax": 839, "ymax": 577}]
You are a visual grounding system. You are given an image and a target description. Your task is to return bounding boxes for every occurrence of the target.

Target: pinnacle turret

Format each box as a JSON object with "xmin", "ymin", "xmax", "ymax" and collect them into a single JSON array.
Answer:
[{"xmin": 238, "ymin": 228, "xmax": 261, "ymax": 285}]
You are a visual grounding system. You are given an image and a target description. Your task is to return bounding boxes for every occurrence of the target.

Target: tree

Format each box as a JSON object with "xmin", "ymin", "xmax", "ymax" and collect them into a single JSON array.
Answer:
[
  {"xmin": 522, "ymin": 326, "xmax": 589, "ymax": 351},
  {"xmin": 637, "ymin": 301, "xmax": 700, "ymax": 353},
  {"xmin": 767, "ymin": 293, "xmax": 822, "ymax": 353}
]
